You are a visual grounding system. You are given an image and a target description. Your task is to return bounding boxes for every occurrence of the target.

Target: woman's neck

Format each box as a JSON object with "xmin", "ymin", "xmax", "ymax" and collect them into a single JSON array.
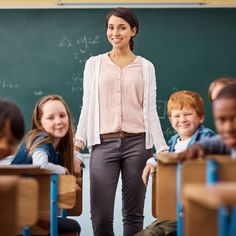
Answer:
[
  {"xmin": 109, "ymin": 48, "xmax": 135, "ymax": 58},
  {"xmin": 108, "ymin": 49, "xmax": 136, "ymax": 69}
]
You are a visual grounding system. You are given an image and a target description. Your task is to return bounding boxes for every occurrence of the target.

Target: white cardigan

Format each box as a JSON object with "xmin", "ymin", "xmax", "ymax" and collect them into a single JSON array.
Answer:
[{"xmin": 75, "ymin": 53, "xmax": 168, "ymax": 153}]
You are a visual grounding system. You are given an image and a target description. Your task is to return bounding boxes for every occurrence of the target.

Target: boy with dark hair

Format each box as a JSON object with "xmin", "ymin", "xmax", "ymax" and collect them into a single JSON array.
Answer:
[{"xmin": 0, "ymin": 98, "xmax": 25, "ymax": 162}]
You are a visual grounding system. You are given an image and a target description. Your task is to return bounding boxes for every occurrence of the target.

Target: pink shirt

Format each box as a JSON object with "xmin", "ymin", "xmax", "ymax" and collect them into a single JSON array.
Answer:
[{"xmin": 99, "ymin": 53, "xmax": 145, "ymax": 134}]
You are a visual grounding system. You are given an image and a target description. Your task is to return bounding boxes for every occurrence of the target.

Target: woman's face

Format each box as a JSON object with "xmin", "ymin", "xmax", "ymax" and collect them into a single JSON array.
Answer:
[
  {"xmin": 0, "ymin": 120, "xmax": 18, "ymax": 159},
  {"xmin": 107, "ymin": 15, "xmax": 136, "ymax": 50}
]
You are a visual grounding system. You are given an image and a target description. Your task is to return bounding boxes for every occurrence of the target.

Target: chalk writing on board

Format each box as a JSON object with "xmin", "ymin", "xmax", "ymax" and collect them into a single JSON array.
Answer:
[
  {"xmin": 157, "ymin": 100, "xmax": 166, "ymax": 120},
  {"xmin": 34, "ymin": 91, "xmax": 43, "ymax": 96},
  {"xmin": 59, "ymin": 34, "xmax": 100, "ymax": 93},
  {"xmin": 0, "ymin": 81, "xmax": 18, "ymax": 89},
  {"xmin": 59, "ymin": 35, "xmax": 100, "ymax": 54}
]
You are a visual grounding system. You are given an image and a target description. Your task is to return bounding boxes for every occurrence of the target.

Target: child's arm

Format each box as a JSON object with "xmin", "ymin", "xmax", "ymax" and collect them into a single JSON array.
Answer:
[
  {"xmin": 32, "ymin": 150, "xmax": 67, "ymax": 174},
  {"xmin": 142, "ymin": 161, "xmax": 156, "ymax": 187}
]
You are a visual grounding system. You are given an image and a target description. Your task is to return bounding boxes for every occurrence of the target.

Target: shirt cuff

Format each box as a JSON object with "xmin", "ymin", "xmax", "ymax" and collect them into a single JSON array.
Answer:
[
  {"xmin": 74, "ymin": 138, "xmax": 85, "ymax": 149},
  {"xmin": 146, "ymin": 157, "xmax": 157, "ymax": 167}
]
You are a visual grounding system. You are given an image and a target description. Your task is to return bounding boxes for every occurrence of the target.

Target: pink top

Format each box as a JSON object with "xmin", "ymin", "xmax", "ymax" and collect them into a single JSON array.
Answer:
[{"xmin": 99, "ymin": 53, "xmax": 145, "ymax": 134}]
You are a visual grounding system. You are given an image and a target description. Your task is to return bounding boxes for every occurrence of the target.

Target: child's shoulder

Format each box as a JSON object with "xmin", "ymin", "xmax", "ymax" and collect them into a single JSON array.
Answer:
[
  {"xmin": 193, "ymin": 124, "xmax": 216, "ymax": 143},
  {"xmin": 197, "ymin": 125, "xmax": 215, "ymax": 137}
]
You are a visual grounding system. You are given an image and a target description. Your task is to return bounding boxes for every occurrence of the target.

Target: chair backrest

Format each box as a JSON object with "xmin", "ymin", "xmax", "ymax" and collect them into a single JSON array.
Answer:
[
  {"xmin": 66, "ymin": 172, "xmax": 83, "ymax": 216},
  {"xmin": 0, "ymin": 166, "xmax": 78, "ymax": 234},
  {"xmin": 152, "ymin": 161, "xmax": 177, "ymax": 220}
]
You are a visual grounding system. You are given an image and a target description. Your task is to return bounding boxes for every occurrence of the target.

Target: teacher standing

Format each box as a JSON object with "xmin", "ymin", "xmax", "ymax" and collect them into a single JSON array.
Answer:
[{"xmin": 74, "ymin": 7, "xmax": 168, "ymax": 236}]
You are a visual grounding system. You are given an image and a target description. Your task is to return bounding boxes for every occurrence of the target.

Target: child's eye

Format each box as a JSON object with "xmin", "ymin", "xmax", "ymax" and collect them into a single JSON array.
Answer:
[
  {"xmin": 46, "ymin": 116, "xmax": 54, "ymax": 120},
  {"xmin": 107, "ymin": 25, "xmax": 113, "ymax": 30},
  {"xmin": 60, "ymin": 114, "xmax": 67, "ymax": 118},
  {"xmin": 216, "ymin": 117, "xmax": 224, "ymax": 124}
]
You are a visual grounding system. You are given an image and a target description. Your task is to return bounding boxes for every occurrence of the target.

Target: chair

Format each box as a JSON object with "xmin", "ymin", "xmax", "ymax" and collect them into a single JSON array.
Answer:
[{"xmin": 0, "ymin": 175, "xmax": 38, "ymax": 236}]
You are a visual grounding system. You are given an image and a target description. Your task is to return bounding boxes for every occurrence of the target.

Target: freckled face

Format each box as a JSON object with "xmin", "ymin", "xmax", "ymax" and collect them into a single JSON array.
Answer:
[
  {"xmin": 40, "ymin": 100, "xmax": 69, "ymax": 144},
  {"xmin": 213, "ymin": 98, "xmax": 236, "ymax": 148},
  {"xmin": 107, "ymin": 15, "xmax": 136, "ymax": 50},
  {"xmin": 169, "ymin": 108, "xmax": 203, "ymax": 141}
]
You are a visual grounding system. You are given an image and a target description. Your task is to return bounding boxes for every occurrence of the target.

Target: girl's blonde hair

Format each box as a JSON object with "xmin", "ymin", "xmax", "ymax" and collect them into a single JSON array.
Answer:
[
  {"xmin": 26, "ymin": 95, "xmax": 74, "ymax": 174},
  {"xmin": 167, "ymin": 90, "xmax": 205, "ymax": 120},
  {"xmin": 208, "ymin": 76, "xmax": 236, "ymax": 101}
]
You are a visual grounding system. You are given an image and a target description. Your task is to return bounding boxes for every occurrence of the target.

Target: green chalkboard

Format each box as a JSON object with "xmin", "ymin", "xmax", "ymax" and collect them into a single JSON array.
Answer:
[{"xmin": 1, "ymin": 8, "xmax": 236, "ymax": 143}]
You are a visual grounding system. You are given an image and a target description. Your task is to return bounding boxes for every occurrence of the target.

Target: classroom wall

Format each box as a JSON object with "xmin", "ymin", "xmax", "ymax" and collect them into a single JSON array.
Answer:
[{"xmin": 1, "ymin": 8, "xmax": 236, "ymax": 144}]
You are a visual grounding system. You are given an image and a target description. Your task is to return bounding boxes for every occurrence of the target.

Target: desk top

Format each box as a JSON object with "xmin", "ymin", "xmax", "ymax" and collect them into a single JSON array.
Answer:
[
  {"xmin": 184, "ymin": 182, "xmax": 236, "ymax": 208},
  {"xmin": 0, "ymin": 165, "xmax": 51, "ymax": 175}
]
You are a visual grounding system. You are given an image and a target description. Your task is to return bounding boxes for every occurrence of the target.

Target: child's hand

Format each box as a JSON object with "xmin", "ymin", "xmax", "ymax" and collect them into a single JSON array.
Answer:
[
  {"xmin": 76, "ymin": 183, "xmax": 81, "ymax": 192},
  {"xmin": 142, "ymin": 163, "xmax": 156, "ymax": 187},
  {"xmin": 64, "ymin": 167, "xmax": 70, "ymax": 175},
  {"xmin": 74, "ymin": 158, "xmax": 83, "ymax": 177}
]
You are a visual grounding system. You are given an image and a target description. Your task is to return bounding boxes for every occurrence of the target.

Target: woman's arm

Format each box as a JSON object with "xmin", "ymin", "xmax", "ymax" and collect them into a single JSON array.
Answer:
[
  {"xmin": 74, "ymin": 57, "xmax": 95, "ymax": 146},
  {"xmin": 148, "ymin": 62, "xmax": 169, "ymax": 153}
]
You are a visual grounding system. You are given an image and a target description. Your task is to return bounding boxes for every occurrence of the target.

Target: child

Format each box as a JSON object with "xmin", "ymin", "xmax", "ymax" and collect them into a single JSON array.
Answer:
[
  {"xmin": 177, "ymin": 83, "xmax": 236, "ymax": 161},
  {"xmin": 11, "ymin": 94, "xmax": 84, "ymax": 173},
  {"xmin": 208, "ymin": 76, "xmax": 236, "ymax": 102},
  {"xmin": 11, "ymin": 95, "xmax": 81, "ymax": 235},
  {"xmin": 142, "ymin": 90, "xmax": 215, "ymax": 185},
  {"xmin": 0, "ymin": 98, "xmax": 25, "ymax": 163},
  {"xmin": 139, "ymin": 90, "xmax": 215, "ymax": 236}
]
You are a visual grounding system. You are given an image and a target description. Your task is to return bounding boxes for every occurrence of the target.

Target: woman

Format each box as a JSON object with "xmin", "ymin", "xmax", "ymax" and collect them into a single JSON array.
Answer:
[{"xmin": 74, "ymin": 7, "xmax": 168, "ymax": 236}]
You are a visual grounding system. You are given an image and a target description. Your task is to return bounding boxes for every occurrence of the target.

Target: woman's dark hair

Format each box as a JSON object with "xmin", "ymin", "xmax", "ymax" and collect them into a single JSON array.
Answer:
[
  {"xmin": 0, "ymin": 98, "xmax": 25, "ymax": 140},
  {"xmin": 105, "ymin": 7, "xmax": 139, "ymax": 51}
]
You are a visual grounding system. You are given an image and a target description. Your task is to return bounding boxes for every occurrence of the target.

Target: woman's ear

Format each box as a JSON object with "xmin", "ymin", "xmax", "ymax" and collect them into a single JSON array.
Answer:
[{"xmin": 131, "ymin": 27, "xmax": 137, "ymax": 37}]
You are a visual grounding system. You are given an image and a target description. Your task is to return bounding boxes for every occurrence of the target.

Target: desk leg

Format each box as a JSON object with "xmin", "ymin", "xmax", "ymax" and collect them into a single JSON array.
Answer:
[
  {"xmin": 228, "ymin": 206, "xmax": 236, "ymax": 236},
  {"xmin": 22, "ymin": 226, "xmax": 31, "ymax": 236},
  {"xmin": 177, "ymin": 162, "xmax": 183, "ymax": 236},
  {"xmin": 207, "ymin": 159, "xmax": 219, "ymax": 185},
  {"xmin": 51, "ymin": 174, "xmax": 58, "ymax": 236},
  {"xmin": 60, "ymin": 208, "xmax": 67, "ymax": 219},
  {"xmin": 218, "ymin": 206, "xmax": 229, "ymax": 236}
]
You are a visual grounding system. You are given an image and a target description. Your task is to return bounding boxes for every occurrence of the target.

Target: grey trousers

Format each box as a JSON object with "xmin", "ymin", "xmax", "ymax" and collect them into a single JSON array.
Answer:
[{"xmin": 90, "ymin": 135, "xmax": 153, "ymax": 236}]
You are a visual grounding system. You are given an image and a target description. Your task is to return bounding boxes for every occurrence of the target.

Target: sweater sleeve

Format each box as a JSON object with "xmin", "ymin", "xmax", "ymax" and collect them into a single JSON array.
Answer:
[
  {"xmin": 75, "ymin": 57, "xmax": 95, "ymax": 146},
  {"xmin": 32, "ymin": 150, "xmax": 66, "ymax": 174},
  {"xmin": 148, "ymin": 62, "xmax": 169, "ymax": 153},
  {"xmin": 198, "ymin": 135, "xmax": 230, "ymax": 154}
]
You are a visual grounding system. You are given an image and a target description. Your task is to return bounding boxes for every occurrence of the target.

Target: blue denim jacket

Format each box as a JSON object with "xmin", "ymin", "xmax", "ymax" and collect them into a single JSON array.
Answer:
[
  {"xmin": 11, "ymin": 132, "xmax": 61, "ymax": 165},
  {"xmin": 168, "ymin": 124, "xmax": 216, "ymax": 152}
]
